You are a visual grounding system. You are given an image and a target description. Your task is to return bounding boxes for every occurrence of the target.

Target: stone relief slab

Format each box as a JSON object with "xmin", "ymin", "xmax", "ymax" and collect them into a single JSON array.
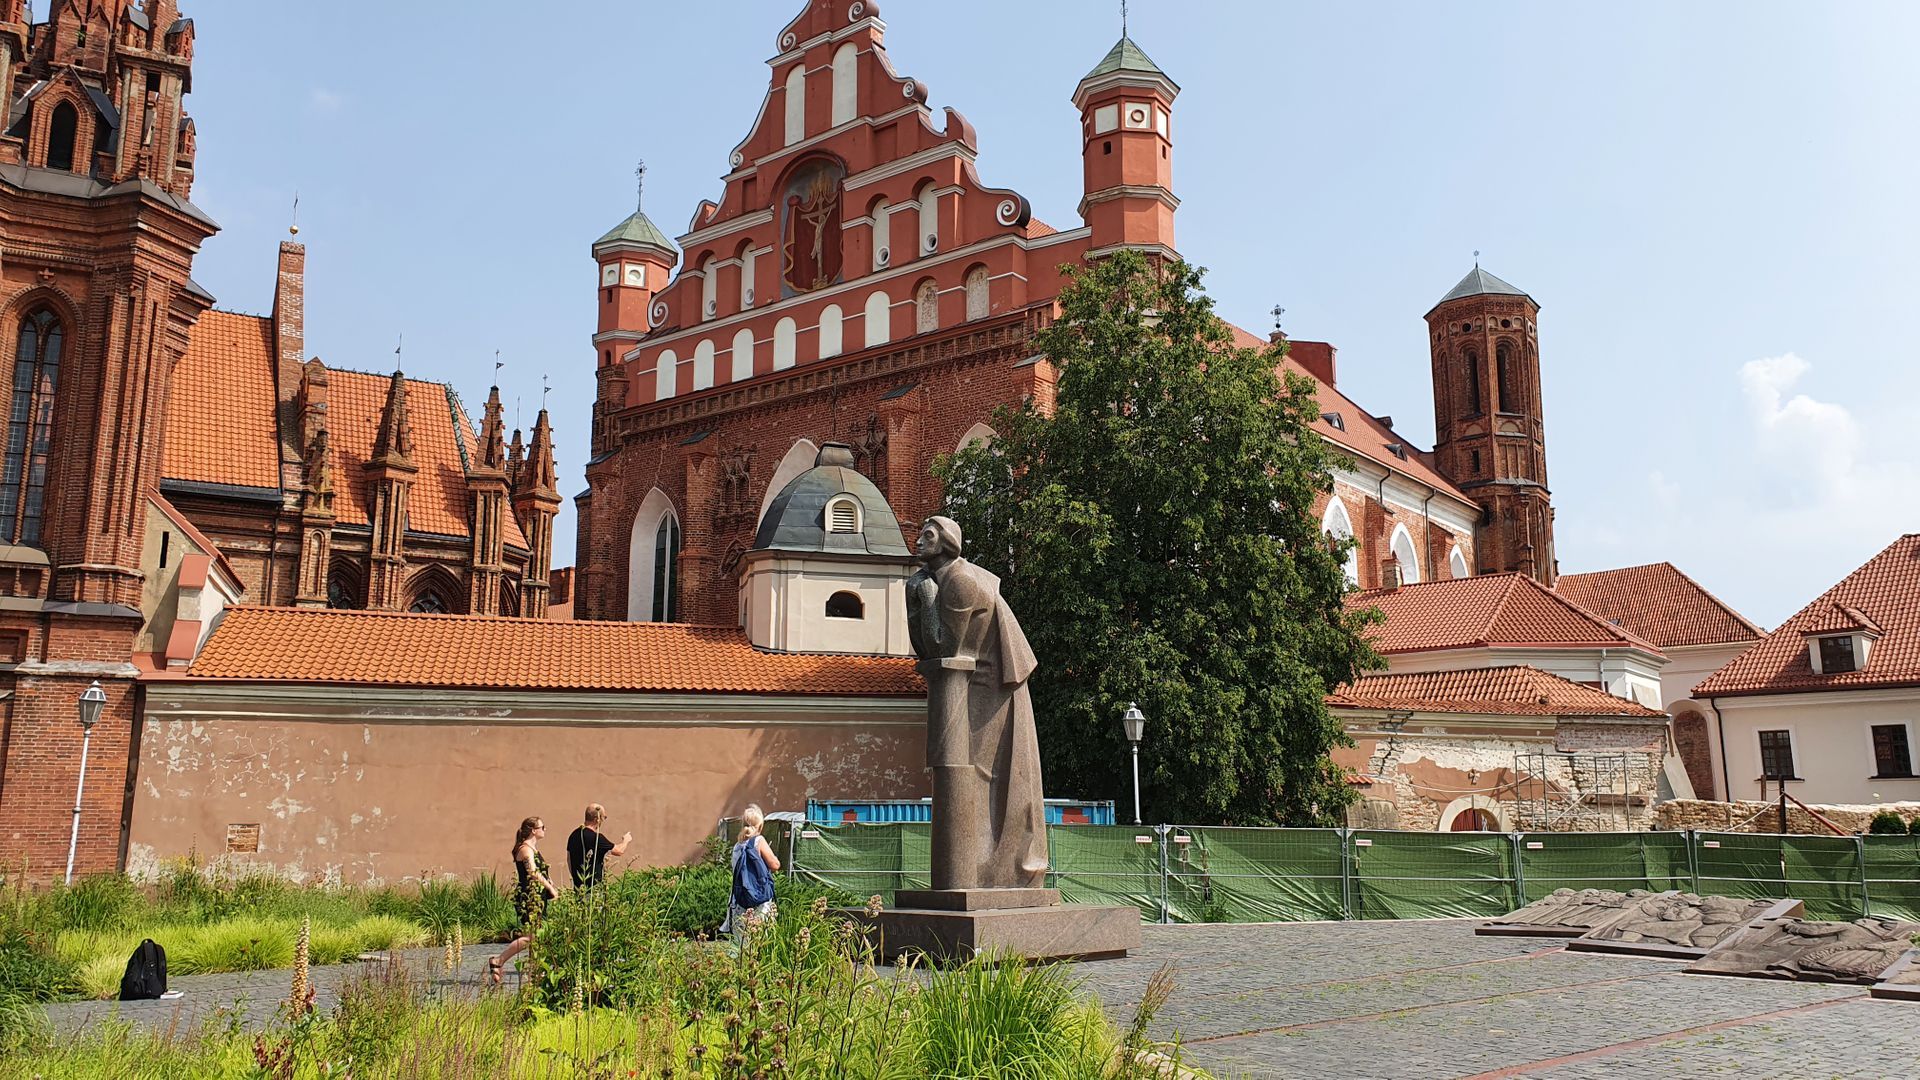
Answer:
[
  {"xmin": 1870, "ymin": 948, "xmax": 1920, "ymax": 1001},
  {"xmin": 1477, "ymin": 888, "xmax": 1658, "ymax": 938},
  {"xmin": 1567, "ymin": 893, "xmax": 1802, "ymax": 959},
  {"xmin": 1689, "ymin": 917, "xmax": 1920, "ymax": 985}
]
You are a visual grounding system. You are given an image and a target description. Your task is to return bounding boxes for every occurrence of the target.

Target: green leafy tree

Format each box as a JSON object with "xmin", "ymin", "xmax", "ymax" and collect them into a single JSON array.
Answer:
[{"xmin": 937, "ymin": 252, "xmax": 1379, "ymax": 826}]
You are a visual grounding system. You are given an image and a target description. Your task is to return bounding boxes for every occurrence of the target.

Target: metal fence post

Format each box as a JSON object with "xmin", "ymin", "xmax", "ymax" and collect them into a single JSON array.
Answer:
[
  {"xmin": 1855, "ymin": 836, "xmax": 1873, "ymax": 918},
  {"xmin": 1155, "ymin": 823, "xmax": 1172, "ymax": 925},
  {"xmin": 1338, "ymin": 827, "xmax": 1353, "ymax": 921},
  {"xmin": 1686, "ymin": 829, "xmax": 1700, "ymax": 894},
  {"xmin": 1511, "ymin": 832, "xmax": 1526, "ymax": 909}
]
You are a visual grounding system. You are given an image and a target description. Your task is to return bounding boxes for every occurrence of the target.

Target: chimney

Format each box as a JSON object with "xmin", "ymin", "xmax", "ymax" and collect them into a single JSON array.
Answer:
[
  {"xmin": 1379, "ymin": 559, "xmax": 1402, "ymax": 591},
  {"xmin": 1288, "ymin": 340, "xmax": 1338, "ymax": 389},
  {"xmin": 271, "ymin": 241, "xmax": 306, "ymax": 406}
]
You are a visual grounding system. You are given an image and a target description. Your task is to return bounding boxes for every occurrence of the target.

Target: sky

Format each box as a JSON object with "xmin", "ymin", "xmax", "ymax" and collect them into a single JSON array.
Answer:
[{"xmin": 175, "ymin": 1, "xmax": 1920, "ymax": 630}]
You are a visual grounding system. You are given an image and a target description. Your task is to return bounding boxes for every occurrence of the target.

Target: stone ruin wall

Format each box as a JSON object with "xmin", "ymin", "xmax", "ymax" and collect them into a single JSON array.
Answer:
[{"xmin": 1656, "ymin": 799, "xmax": 1920, "ymax": 836}]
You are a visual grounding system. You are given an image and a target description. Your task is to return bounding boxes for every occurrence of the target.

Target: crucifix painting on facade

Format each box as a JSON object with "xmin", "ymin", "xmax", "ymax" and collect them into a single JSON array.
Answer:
[{"xmin": 782, "ymin": 158, "xmax": 845, "ymax": 294}]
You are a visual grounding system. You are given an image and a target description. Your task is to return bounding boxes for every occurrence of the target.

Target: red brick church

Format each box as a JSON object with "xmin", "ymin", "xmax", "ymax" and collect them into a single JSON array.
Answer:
[
  {"xmin": 0, "ymin": 1, "xmax": 1770, "ymax": 882},
  {"xmin": 573, "ymin": 0, "xmax": 1558, "ymax": 628}
]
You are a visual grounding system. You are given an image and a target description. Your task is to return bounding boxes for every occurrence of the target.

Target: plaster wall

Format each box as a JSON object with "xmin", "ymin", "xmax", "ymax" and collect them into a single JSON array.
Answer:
[
  {"xmin": 738, "ymin": 552, "xmax": 913, "ymax": 655},
  {"xmin": 1712, "ymin": 689, "xmax": 1920, "ymax": 806},
  {"xmin": 129, "ymin": 691, "xmax": 928, "ymax": 885}
]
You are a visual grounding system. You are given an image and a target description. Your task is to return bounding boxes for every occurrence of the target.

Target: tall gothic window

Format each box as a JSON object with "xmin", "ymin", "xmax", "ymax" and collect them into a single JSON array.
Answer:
[
  {"xmin": 3, "ymin": 310, "xmax": 64, "ymax": 545},
  {"xmin": 1463, "ymin": 349, "xmax": 1483, "ymax": 415},
  {"xmin": 651, "ymin": 514, "xmax": 682, "ymax": 622},
  {"xmin": 1496, "ymin": 340, "xmax": 1518, "ymax": 414},
  {"xmin": 46, "ymin": 101, "xmax": 78, "ymax": 172}
]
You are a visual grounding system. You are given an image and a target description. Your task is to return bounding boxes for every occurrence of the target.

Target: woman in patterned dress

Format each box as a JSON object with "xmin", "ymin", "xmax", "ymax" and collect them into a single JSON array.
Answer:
[{"xmin": 489, "ymin": 816, "xmax": 557, "ymax": 986}]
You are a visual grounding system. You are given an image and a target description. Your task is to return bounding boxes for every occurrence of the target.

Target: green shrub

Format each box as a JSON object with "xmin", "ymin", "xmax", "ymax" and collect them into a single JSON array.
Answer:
[
  {"xmin": 346, "ymin": 914, "xmax": 428, "ymax": 953},
  {"xmin": 1911, "ymin": 815, "xmax": 1920, "ymax": 835},
  {"xmin": 171, "ymin": 917, "xmax": 295, "ymax": 974},
  {"xmin": 460, "ymin": 872, "xmax": 518, "ymax": 942},
  {"xmin": 910, "ymin": 955, "xmax": 1089, "ymax": 1078},
  {"xmin": 0, "ymin": 930, "xmax": 75, "ymax": 1002},
  {"xmin": 50, "ymin": 873, "xmax": 142, "ymax": 932},
  {"xmin": 1869, "ymin": 811, "xmax": 1908, "ymax": 835},
  {"xmin": 413, "ymin": 877, "xmax": 467, "ymax": 944}
]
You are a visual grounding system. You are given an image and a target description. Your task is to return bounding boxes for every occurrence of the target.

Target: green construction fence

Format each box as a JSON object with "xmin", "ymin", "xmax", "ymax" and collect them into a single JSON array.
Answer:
[{"xmin": 781, "ymin": 821, "xmax": 1920, "ymax": 924}]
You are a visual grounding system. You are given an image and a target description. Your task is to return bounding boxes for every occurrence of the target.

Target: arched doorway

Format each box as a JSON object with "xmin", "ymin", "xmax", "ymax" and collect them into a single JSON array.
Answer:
[{"xmin": 1449, "ymin": 808, "xmax": 1501, "ymax": 832}]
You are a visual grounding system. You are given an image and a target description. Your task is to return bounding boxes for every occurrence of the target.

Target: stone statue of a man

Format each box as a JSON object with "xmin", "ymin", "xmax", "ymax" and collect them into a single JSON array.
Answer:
[{"xmin": 907, "ymin": 516, "xmax": 1048, "ymax": 892}]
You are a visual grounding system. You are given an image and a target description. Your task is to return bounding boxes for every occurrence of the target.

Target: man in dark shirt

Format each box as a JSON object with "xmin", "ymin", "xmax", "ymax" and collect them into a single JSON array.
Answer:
[{"xmin": 566, "ymin": 804, "xmax": 631, "ymax": 889}]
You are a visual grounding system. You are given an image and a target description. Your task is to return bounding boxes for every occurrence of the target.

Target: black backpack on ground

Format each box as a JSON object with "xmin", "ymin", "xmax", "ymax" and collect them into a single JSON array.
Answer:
[{"xmin": 118, "ymin": 938, "xmax": 167, "ymax": 1001}]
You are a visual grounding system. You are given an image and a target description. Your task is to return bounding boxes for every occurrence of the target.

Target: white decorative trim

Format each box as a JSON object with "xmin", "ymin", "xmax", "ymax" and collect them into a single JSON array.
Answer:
[
  {"xmin": 843, "ymin": 142, "xmax": 975, "ymax": 192},
  {"xmin": 676, "ymin": 209, "xmax": 775, "ymax": 255},
  {"xmin": 996, "ymin": 199, "xmax": 1022, "ymax": 226}
]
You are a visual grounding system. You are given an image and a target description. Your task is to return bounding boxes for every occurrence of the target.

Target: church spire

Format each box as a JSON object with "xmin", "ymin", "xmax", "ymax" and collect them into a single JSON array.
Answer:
[
  {"xmin": 512, "ymin": 408, "xmax": 562, "ymax": 618},
  {"xmin": 477, "ymin": 385, "xmax": 507, "ymax": 472}
]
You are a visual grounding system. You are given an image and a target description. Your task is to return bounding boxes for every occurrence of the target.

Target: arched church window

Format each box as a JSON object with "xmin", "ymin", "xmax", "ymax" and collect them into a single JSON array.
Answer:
[
  {"xmin": 825, "ymin": 591, "xmax": 864, "ymax": 620},
  {"xmin": 1496, "ymin": 340, "xmax": 1517, "ymax": 414},
  {"xmin": 407, "ymin": 569, "xmax": 463, "ymax": 615},
  {"xmin": 914, "ymin": 279, "xmax": 939, "ymax": 334},
  {"xmin": 1389, "ymin": 523, "xmax": 1422, "ymax": 585},
  {"xmin": 46, "ymin": 101, "xmax": 78, "ymax": 172},
  {"xmin": 965, "ymin": 266, "xmax": 990, "ymax": 321},
  {"xmin": 2, "ymin": 309, "xmax": 64, "ymax": 545},
  {"xmin": 651, "ymin": 514, "xmax": 682, "ymax": 622},
  {"xmin": 1320, "ymin": 498, "xmax": 1359, "ymax": 587},
  {"xmin": 1464, "ymin": 349, "xmax": 1484, "ymax": 416},
  {"xmin": 326, "ymin": 560, "xmax": 365, "ymax": 610}
]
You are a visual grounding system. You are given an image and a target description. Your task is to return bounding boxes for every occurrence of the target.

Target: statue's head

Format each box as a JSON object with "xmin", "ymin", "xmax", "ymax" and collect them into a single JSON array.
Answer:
[{"xmin": 917, "ymin": 516, "xmax": 963, "ymax": 562}]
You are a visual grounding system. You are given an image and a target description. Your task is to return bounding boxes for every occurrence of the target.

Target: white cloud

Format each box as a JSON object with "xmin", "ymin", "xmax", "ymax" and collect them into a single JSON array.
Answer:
[{"xmin": 1739, "ymin": 353, "xmax": 1864, "ymax": 504}]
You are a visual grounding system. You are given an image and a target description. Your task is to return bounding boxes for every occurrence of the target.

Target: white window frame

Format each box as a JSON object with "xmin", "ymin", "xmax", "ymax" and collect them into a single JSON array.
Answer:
[
  {"xmin": 824, "ymin": 494, "xmax": 863, "ymax": 535},
  {"xmin": 1868, "ymin": 719, "xmax": 1918, "ymax": 780}
]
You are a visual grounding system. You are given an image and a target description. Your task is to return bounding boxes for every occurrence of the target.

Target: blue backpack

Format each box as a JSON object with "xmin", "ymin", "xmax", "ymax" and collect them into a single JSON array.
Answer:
[{"xmin": 731, "ymin": 838, "xmax": 775, "ymax": 908}]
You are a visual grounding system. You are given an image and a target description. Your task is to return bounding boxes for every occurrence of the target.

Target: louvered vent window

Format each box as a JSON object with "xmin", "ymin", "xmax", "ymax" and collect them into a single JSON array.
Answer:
[{"xmin": 826, "ymin": 497, "xmax": 861, "ymax": 534}]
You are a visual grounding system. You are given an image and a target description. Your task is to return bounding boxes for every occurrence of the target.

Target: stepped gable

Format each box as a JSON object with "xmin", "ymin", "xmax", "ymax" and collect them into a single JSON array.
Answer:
[
  {"xmin": 1555, "ymin": 562, "xmax": 1764, "ymax": 649},
  {"xmin": 1328, "ymin": 666, "xmax": 1665, "ymax": 718},
  {"xmin": 1348, "ymin": 572, "xmax": 1661, "ymax": 656},
  {"xmin": 1695, "ymin": 534, "xmax": 1920, "ymax": 698},
  {"xmin": 186, "ymin": 606, "xmax": 921, "ymax": 696}
]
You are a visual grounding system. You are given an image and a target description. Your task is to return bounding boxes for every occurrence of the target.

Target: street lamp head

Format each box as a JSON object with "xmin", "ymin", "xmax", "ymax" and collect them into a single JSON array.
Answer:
[
  {"xmin": 1121, "ymin": 702, "xmax": 1145, "ymax": 744},
  {"xmin": 77, "ymin": 681, "xmax": 106, "ymax": 731}
]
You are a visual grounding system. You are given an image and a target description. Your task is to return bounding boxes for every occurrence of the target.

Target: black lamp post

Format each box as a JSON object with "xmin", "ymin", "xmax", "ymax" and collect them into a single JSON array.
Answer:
[
  {"xmin": 1122, "ymin": 702, "xmax": 1146, "ymax": 826},
  {"xmin": 65, "ymin": 680, "xmax": 107, "ymax": 885}
]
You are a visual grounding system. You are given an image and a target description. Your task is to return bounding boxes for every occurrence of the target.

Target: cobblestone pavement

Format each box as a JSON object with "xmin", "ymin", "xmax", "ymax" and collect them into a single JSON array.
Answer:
[
  {"xmin": 1072, "ymin": 921, "xmax": 1914, "ymax": 1079},
  {"xmin": 41, "ymin": 921, "xmax": 1918, "ymax": 1078},
  {"xmin": 42, "ymin": 947, "xmax": 510, "ymax": 1038}
]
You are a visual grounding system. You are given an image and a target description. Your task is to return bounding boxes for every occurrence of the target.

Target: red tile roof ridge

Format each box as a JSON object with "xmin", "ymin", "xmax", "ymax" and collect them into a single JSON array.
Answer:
[
  {"xmin": 1329, "ymin": 664, "xmax": 1666, "ymax": 718},
  {"xmin": 1555, "ymin": 562, "xmax": 1765, "ymax": 647},
  {"xmin": 185, "ymin": 607, "xmax": 924, "ymax": 695},
  {"xmin": 1694, "ymin": 533, "xmax": 1920, "ymax": 698},
  {"xmin": 1348, "ymin": 572, "xmax": 1664, "ymax": 656}
]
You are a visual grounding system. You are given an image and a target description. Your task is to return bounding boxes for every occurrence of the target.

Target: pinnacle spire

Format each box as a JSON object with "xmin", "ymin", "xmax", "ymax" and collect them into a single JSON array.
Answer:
[
  {"xmin": 526, "ymin": 409, "xmax": 557, "ymax": 495},
  {"xmin": 371, "ymin": 370, "xmax": 415, "ymax": 466},
  {"xmin": 478, "ymin": 385, "xmax": 506, "ymax": 472}
]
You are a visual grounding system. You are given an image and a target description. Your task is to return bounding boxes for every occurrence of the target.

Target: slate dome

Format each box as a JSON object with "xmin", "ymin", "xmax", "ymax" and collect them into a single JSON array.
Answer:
[{"xmin": 752, "ymin": 443, "xmax": 910, "ymax": 556}]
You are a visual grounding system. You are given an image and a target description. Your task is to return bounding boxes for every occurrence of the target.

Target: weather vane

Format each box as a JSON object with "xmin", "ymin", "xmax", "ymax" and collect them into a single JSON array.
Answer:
[
  {"xmin": 394, "ymin": 334, "xmax": 403, "ymax": 367},
  {"xmin": 1473, "ymin": 249, "xmax": 1481, "ymax": 267},
  {"xmin": 542, "ymin": 373, "xmax": 552, "ymax": 408},
  {"xmin": 1271, "ymin": 305, "xmax": 1286, "ymax": 333},
  {"xmin": 290, "ymin": 191, "xmax": 300, "ymax": 237},
  {"xmin": 1121, "ymin": 0, "xmax": 1129, "ymax": 36},
  {"xmin": 635, "ymin": 160, "xmax": 647, "ymax": 212},
  {"xmin": 494, "ymin": 350, "xmax": 503, "ymax": 381}
]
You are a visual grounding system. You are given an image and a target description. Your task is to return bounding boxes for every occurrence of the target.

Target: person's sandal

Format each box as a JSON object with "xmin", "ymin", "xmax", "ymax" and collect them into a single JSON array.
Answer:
[{"xmin": 487, "ymin": 956, "xmax": 503, "ymax": 987}]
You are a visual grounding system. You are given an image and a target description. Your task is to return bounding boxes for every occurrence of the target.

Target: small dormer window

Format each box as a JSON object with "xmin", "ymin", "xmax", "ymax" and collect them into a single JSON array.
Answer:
[
  {"xmin": 1322, "ymin": 411, "xmax": 1344, "ymax": 431},
  {"xmin": 1813, "ymin": 634, "xmax": 1862, "ymax": 675},
  {"xmin": 825, "ymin": 495, "xmax": 861, "ymax": 534}
]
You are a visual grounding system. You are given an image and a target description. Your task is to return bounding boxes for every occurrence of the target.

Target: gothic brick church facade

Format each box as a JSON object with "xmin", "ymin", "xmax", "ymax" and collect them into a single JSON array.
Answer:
[
  {"xmin": 574, "ymin": 0, "xmax": 1560, "ymax": 629},
  {"xmin": 0, "ymin": 1, "xmax": 562, "ymax": 879}
]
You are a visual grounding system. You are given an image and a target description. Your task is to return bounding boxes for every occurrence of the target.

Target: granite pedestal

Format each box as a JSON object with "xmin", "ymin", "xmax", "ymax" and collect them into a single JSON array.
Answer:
[{"xmin": 849, "ymin": 889, "xmax": 1141, "ymax": 964}]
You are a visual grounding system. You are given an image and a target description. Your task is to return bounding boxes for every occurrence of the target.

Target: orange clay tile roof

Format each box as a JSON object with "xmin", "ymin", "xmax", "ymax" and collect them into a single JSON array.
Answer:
[
  {"xmin": 166, "ymin": 317, "xmax": 523, "ymax": 548},
  {"xmin": 1554, "ymin": 563, "xmax": 1764, "ymax": 649},
  {"xmin": 1328, "ymin": 666, "xmax": 1666, "ymax": 718},
  {"xmin": 1025, "ymin": 218, "xmax": 1059, "ymax": 239},
  {"xmin": 1224, "ymin": 324, "xmax": 1473, "ymax": 504},
  {"xmin": 1694, "ymin": 534, "xmax": 1920, "ymax": 698},
  {"xmin": 184, "ymin": 607, "xmax": 923, "ymax": 696},
  {"xmin": 165, "ymin": 310, "xmax": 281, "ymax": 489},
  {"xmin": 325, "ymin": 370, "xmax": 526, "ymax": 547},
  {"xmin": 1347, "ymin": 572, "xmax": 1662, "ymax": 656}
]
